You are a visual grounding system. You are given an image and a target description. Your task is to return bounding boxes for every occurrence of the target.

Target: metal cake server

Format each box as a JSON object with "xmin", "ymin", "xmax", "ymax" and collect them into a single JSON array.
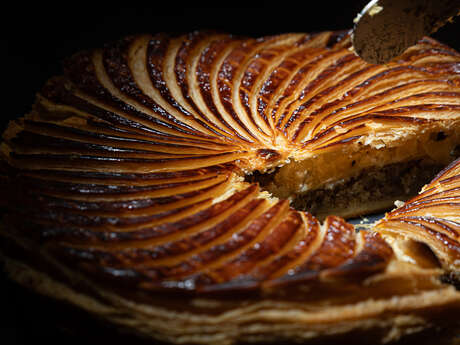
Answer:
[{"xmin": 352, "ymin": 0, "xmax": 460, "ymax": 64}]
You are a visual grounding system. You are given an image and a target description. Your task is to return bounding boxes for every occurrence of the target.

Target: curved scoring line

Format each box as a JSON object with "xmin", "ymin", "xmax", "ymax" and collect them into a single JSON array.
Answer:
[
  {"xmin": 386, "ymin": 201, "xmax": 460, "ymax": 217},
  {"xmin": 8, "ymin": 150, "xmax": 248, "ymax": 174},
  {"xmin": 379, "ymin": 218, "xmax": 460, "ymax": 259},
  {"xmin": 96, "ymin": 48, "xmax": 224, "ymax": 141},
  {"xmin": 155, "ymin": 33, "xmax": 242, "ymax": 143},
  {"xmin": 397, "ymin": 187, "xmax": 460, "ymax": 208},
  {"xmin": 300, "ymin": 121, "xmax": 366, "ymax": 149},
  {"xmin": 45, "ymin": 184, "xmax": 260, "ymax": 247},
  {"xmin": 21, "ymin": 119, "xmax": 238, "ymax": 154},
  {"xmin": 213, "ymin": 36, "xmax": 308, "ymax": 145},
  {"xmin": 190, "ymin": 210, "xmax": 305, "ymax": 291},
  {"xmin": 9, "ymin": 131, "xmax": 231, "ymax": 160},
  {"xmin": 282, "ymin": 57, "xmax": 374, "ymax": 136},
  {"xmin": 67, "ymin": 198, "xmax": 272, "ymax": 272},
  {"xmin": 301, "ymin": 95, "xmax": 460, "ymax": 147},
  {"xmin": 63, "ymin": 48, "xmax": 214, "ymax": 141},
  {"xmin": 169, "ymin": 32, "xmax": 245, "ymax": 142},
  {"xmin": 64, "ymin": 89, "xmax": 210, "ymax": 140},
  {"xmin": 387, "ymin": 215, "xmax": 459, "ymax": 238},
  {"xmin": 302, "ymin": 81, "xmax": 460, "ymax": 142},
  {"xmin": 296, "ymin": 112, "xmax": 433, "ymax": 145},
  {"xmin": 101, "ymin": 199, "xmax": 290, "ymax": 281},
  {"xmin": 269, "ymin": 49, "xmax": 347, "ymax": 129},
  {"xmin": 17, "ymin": 174, "xmax": 231, "ymax": 204},
  {"xmin": 250, "ymin": 213, "xmax": 323, "ymax": 282},
  {"xmin": 226, "ymin": 34, "xmax": 310, "ymax": 144},
  {"xmin": 256, "ymin": 45, "xmax": 328, "ymax": 130},
  {"xmin": 240, "ymin": 40, "xmax": 321, "ymax": 138},
  {"xmin": 23, "ymin": 179, "xmax": 231, "ymax": 218},
  {"xmin": 292, "ymin": 77, "xmax": 460, "ymax": 142},
  {"xmin": 192, "ymin": 37, "xmax": 257, "ymax": 143},
  {"xmin": 277, "ymin": 52, "xmax": 363, "ymax": 132}
]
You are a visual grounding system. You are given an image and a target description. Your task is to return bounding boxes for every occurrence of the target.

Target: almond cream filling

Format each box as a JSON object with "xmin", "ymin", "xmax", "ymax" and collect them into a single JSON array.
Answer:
[{"xmin": 245, "ymin": 125, "xmax": 459, "ymax": 218}]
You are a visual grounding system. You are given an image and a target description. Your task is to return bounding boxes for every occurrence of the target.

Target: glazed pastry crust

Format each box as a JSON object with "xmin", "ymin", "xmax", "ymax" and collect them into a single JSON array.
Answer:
[
  {"xmin": 1, "ymin": 30, "xmax": 460, "ymax": 344},
  {"xmin": 2, "ymin": 254, "xmax": 460, "ymax": 345}
]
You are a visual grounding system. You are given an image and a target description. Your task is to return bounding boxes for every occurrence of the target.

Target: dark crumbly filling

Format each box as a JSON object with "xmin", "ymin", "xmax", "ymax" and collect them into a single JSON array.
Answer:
[
  {"xmin": 293, "ymin": 160, "xmax": 444, "ymax": 218},
  {"xmin": 440, "ymin": 272, "xmax": 460, "ymax": 290},
  {"xmin": 247, "ymin": 160, "xmax": 445, "ymax": 219}
]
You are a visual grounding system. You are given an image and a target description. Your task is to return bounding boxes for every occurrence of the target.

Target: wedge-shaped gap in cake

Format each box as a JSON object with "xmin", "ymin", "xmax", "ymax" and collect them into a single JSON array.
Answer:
[{"xmin": 245, "ymin": 126, "xmax": 459, "ymax": 220}]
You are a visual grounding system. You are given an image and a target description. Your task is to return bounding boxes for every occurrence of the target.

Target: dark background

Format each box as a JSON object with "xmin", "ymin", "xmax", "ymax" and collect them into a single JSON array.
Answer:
[
  {"xmin": 2, "ymin": 4, "xmax": 459, "ymax": 344},
  {"xmin": 4, "ymin": 4, "xmax": 459, "ymax": 133}
]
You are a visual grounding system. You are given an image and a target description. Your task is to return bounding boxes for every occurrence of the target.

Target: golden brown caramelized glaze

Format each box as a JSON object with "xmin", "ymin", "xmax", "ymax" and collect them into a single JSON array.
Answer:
[
  {"xmin": 375, "ymin": 157, "xmax": 460, "ymax": 273},
  {"xmin": 1, "ymin": 30, "xmax": 460, "ymax": 344}
]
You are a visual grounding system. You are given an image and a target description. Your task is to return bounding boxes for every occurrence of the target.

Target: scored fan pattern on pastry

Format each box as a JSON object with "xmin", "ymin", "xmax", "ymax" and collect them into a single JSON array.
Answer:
[
  {"xmin": 375, "ymin": 157, "xmax": 460, "ymax": 272},
  {"xmin": 1, "ymin": 30, "xmax": 460, "ymax": 294}
]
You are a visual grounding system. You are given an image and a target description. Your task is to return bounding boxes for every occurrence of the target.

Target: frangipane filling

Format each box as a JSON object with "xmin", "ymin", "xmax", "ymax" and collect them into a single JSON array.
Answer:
[{"xmin": 246, "ymin": 128, "xmax": 459, "ymax": 219}]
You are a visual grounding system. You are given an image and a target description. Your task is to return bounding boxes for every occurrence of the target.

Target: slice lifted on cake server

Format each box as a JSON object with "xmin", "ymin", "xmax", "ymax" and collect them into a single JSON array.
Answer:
[{"xmin": 352, "ymin": 0, "xmax": 460, "ymax": 64}]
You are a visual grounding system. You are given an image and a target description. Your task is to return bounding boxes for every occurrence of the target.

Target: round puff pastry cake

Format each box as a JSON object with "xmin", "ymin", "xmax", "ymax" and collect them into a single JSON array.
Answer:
[{"xmin": 0, "ymin": 30, "xmax": 460, "ymax": 344}]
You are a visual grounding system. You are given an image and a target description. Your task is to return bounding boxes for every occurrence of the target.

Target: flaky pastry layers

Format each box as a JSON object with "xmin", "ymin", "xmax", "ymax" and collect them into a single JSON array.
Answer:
[{"xmin": 0, "ymin": 30, "xmax": 460, "ymax": 344}]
